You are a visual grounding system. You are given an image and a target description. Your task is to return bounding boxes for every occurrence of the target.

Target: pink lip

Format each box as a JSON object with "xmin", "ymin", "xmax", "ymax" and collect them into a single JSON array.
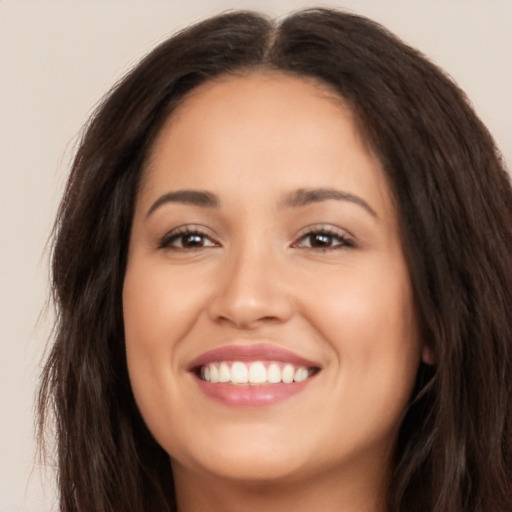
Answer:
[
  {"xmin": 194, "ymin": 379, "xmax": 314, "ymax": 407},
  {"xmin": 187, "ymin": 344, "xmax": 319, "ymax": 370},
  {"xmin": 187, "ymin": 344, "xmax": 320, "ymax": 408}
]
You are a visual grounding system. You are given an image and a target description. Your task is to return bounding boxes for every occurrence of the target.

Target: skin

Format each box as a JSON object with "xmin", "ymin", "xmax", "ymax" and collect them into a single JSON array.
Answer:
[{"xmin": 123, "ymin": 72, "xmax": 424, "ymax": 512}]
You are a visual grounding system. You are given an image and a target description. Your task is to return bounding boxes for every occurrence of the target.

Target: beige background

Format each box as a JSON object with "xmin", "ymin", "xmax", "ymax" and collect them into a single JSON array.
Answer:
[{"xmin": 1, "ymin": 1, "xmax": 510, "ymax": 510}]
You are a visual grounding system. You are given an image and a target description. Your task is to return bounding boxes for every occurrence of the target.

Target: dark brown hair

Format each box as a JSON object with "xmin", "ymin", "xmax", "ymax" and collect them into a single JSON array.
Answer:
[{"xmin": 38, "ymin": 8, "xmax": 512, "ymax": 512}]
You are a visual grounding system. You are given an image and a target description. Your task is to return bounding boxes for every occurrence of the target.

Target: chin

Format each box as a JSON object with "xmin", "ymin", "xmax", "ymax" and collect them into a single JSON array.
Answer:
[{"xmin": 168, "ymin": 423, "xmax": 316, "ymax": 484}]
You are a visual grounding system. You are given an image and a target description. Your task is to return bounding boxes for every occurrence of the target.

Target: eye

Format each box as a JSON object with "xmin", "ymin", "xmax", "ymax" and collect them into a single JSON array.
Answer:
[
  {"xmin": 159, "ymin": 227, "xmax": 219, "ymax": 250},
  {"xmin": 293, "ymin": 227, "xmax": 354, "ymax": 250}
]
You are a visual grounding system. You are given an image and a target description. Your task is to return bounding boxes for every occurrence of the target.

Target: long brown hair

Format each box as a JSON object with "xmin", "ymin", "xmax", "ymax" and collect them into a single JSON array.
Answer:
[{"xmin": 38, "ymin": 9, "xmax": 512, "ymax": 511}]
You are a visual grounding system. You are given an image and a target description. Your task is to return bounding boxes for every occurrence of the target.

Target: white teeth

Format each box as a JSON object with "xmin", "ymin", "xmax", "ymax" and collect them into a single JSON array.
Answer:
[
  {"xmin": 231, "ymin": 362, "xmax": 248, "ymax": 384},
  {"xmin": 218, "ymin": 362, "xmax": 230, "ymax": 383},
  {"xmin": 248, "ymin": 361, "xmax": 267, "ymax": 384},
  {"xmin": 199, "ymin": 361, "xmax": 313, "ymax": 385},
  {"xmin": 281, "ymin": 364, "xmax": 295, "ymax": 384},
  {"xmin": 294, "ymin": 367, "xmax": 309, "ymax": 382},
  {"xmin": 210, "ymin": 364, "xmax": 219, "ymax": 383},
  {"xmin": 267, "ymin": 363, "xmax": 282, "ymax": 383}
]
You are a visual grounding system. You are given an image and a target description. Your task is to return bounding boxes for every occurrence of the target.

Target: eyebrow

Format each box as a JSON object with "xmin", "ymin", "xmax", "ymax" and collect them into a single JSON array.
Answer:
[
  {"xmin": 282, "ymin": 188, "xmax": 378, "ymax": 219},
  {"xmin": 146, "ymin": 190, "xmax": 219, "ymax": 218},
  {"xmin": 145, "ymin": 187, "xmax": 378, "ymax": 220}
]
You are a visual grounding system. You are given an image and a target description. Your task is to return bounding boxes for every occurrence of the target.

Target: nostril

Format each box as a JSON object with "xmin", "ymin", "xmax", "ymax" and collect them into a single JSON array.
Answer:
[{"xmin": 214, "ymin": 314, "xmax": 282, "ymax": 330}]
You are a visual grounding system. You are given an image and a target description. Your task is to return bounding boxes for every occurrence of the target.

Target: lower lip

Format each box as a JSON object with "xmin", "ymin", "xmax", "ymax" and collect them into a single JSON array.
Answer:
[{"xmin": 193, "ymin": 375, "xmax": 314, "ymax": 407}]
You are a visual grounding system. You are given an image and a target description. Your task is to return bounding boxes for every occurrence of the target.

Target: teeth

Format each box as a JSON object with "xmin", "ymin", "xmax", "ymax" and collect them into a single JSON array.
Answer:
[
  {"xmin": 231, "ymin": 362, "xmax": 248, "ymax": 384},
  {"xmin": 248, "ymin": 361, "xmax": 267, "ymax": 384},
  {"xmin": 218, "ymin": 362, "xmax": 230, "ymax": 383},
  {"xmin": 294, "ymin": 367, "xmax": 309, "ymax": 382},
  {"xmin": 210, "ymin": 363, "xmax": 219, "ymax": 383},
  {"xmin": 267, "ymin": 363, "xmax": 281, "ymax": 383},
  {"xmin": 282, "ymin": 364, "xmax": 295, "ymax": 384},
  {"xmin": 200, "ymin": 361, "xmax": 313, "ymax": 385}
]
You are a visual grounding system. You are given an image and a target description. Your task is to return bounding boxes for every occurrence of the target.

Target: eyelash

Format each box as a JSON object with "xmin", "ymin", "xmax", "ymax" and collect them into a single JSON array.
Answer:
[
  {"xmin": 292, "ymin": 226, "xmax": 354, "ymax": 251},
  {"xmin": 158, "ymin": 226, "xmax": 354, "ymax": 251},
  {"xmin": 158, "ymin": 227, "xmax": 219, "ymax": 250}
]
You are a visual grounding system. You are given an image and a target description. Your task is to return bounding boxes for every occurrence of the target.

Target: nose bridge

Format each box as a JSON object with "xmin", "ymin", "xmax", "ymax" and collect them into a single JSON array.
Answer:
[{"xmin": 208, "ymin": 234, "xmax": 293, "ymax": 328}]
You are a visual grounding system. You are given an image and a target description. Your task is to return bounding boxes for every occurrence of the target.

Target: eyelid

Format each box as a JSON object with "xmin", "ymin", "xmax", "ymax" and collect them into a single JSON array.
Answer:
[
  {"xmin": 155, "ymin": 223, "xmax": 354, "ymax": 251},
  {"xmin": 292, "ymin": 224, "xmax": 355, "ymax": 249},
  {"xmin": 157, "ymin": 224, "xmax": 220, "ymax": 250}
]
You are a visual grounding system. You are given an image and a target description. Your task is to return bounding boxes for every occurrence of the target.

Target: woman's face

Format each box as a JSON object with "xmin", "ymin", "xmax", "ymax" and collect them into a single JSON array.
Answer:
[{"xmin": 123, "ymin": 72, "xmax": 422, "ymax": 486}]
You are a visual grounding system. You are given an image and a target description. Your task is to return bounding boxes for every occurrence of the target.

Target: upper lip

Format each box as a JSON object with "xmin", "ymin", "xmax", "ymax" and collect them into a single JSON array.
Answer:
[{"xmin": 187, "ymin": 344, "xmax": 321, "ymax": 371}]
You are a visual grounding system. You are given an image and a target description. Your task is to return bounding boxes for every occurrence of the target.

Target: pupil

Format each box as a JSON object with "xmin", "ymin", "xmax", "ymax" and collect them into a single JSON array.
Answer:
[
  {"xmin": 312, "ymin": 233, "xmax": 331, "ymax": 247},
  {"xmin": 184, "ymin": 234, "xmax": 202, "ymax": 247}
]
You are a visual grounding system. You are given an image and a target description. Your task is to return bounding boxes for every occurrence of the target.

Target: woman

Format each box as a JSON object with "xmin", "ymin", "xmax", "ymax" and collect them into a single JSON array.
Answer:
[{"xmin": 38, "ymin": 8, "xmax": 512, "ymax": 512}]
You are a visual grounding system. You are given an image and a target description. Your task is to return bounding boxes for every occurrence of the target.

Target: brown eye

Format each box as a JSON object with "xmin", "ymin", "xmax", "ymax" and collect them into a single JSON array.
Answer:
[
  {"xmin": 181, "ymin": 233, "xmax": 207, "ymax": 248},
  {"xmin": 308, "ymin": 233, "xmax": 336, "ymax": 248},
  {"xmin": 160, "ymin": 230, "xmax": 218, "ymax": 250},
  {"xmin": 294, "ymin": 229, "xmax": 354, "ymax": 250}
]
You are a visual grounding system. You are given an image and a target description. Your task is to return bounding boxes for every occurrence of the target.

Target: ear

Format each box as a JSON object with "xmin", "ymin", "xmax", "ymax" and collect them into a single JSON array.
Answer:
[{"xmin": 421, "ymin": 345, "xmax": 436, "ymax": 365}]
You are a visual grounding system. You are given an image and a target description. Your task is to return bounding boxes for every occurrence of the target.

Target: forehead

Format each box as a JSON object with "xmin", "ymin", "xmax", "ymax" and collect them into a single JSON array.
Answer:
[{"xmin": 139, "ymin": 71, "xmax": 393, "ymax": 219}]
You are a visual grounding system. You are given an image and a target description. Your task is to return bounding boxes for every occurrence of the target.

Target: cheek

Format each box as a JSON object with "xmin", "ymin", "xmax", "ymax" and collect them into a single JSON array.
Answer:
[
  {"xmin": 300, "ymin": 258, "xmax": 416, "ymax": 346},
  {"xmin": 297, "ymin": 258, "xmax": 421, "ymax": 409},
  {"xmin": 123, "ymin": 261, "xmax": 207, "ymax": 352},
  {"xmin": 122, "ymin": 261, "xmax": 206, "ymax": 424}
]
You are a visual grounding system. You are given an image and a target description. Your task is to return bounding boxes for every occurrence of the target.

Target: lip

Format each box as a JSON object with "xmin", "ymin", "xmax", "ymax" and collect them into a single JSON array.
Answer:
[
  {"xmin": 187, "ymin": 344, "xmax": 320, "ymax": 370},
  {"xmin": 187, "ymin": 344, "xmax": 320, "ymax": 408}
]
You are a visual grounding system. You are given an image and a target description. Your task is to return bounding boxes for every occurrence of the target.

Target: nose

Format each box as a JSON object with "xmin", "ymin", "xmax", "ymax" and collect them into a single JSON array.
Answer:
[{"xmin": 207, "ymin": 244, "xmax": 294, "ymax": 330}]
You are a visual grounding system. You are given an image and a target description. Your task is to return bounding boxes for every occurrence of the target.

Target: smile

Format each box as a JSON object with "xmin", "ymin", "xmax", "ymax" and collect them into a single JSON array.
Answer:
[
  {"xmin": 200, "ymin": 361, "xmax": 315, "ymax": 385},
  {"xmin": 188, "ymin": 344, "xmax": 321, "ymax": 407}
]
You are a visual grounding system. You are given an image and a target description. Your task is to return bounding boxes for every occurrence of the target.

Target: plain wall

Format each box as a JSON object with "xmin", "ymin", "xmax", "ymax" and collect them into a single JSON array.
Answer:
[{"xmin": 1, "ymin": 1, "xmax": 510, "ymax": 510}]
